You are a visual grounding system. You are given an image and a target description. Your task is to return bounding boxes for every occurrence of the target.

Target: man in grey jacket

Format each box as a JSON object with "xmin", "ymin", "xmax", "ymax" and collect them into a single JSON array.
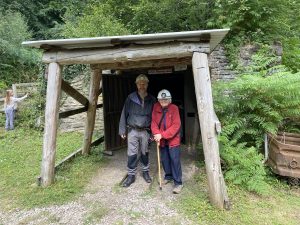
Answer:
[{"xmin": 119, "ymin": 74, "xmax": 156, "ymax": 187}]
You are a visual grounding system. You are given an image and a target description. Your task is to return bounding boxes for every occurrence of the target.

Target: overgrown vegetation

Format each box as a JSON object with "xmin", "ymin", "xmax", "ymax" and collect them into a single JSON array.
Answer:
[
  {"xmin": 177, "ymin": 171, "xmax": 300, "ymax": 225},
  {"xmin": 208, "ymin": 0, "xmax": 300, "ymax": 72},
  {"xmin": 0, "ymin": 10, "xmax": 40, "ymax": 89},
  {"xmin": 1, "ymin": 0, "xmax": 300, "ymax": 201},
  {"xmin": 213, "ymin": 47, "xmax": 300, "ymax": 194},
  {"xmin": 1, "ymin": 0, "xmax": 299, "ymax": 88},
  {"xmin": 0, "ymin": 129, "xmax": 105, "ymax": 209}
]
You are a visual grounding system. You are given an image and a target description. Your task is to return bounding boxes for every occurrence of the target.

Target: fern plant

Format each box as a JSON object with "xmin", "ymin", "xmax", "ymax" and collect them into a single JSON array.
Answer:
[
  {"xmin": 219, "ymin": 136, "xmax": 270, "ymax": 195},
  {"xmin": 213, "ymin": 47, "xmax": 300, "ymax": 194}
]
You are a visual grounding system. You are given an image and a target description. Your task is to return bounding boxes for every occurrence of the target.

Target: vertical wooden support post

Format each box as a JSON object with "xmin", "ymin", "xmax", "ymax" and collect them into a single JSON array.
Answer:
[
  {"xmin": 82, "ymin": 68, "xmax": 102, "ymax": 155},
  {"xmin": 191, "ymin": 114, "xmax": 200, "ymax": 151},
  {"xmin": 192, "ymin": 52, "xmax": 229, "ymax": 209},
  {"xmin": 41, "ymin": 62, "xmax": 62, "ymax": 186},
  {"xmin": 12, "ymin": 84, "xmax": 17, "ymax": 97}
]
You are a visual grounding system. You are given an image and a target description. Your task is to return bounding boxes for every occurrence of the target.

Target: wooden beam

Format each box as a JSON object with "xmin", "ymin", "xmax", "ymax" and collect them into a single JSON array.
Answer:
[
  {"xmin": 97, "ymin": 87, "xmax": 102, "ymax": 97},
  {"xmin": 90, "ymin": 57, "xmax": 193, "ymax": 70},
  {"xmin": 12, "ymin": 84, "xmax": 17, "ymax": 97},
  {"xmin": 59, "ymin": 106, "xmax": 87, "ymax": 119},
  {"xmin": 90, "ymin": 136, "xmax": 105, "ymax": 147},
  {"xmin": 41, "ymin": 62, "xmax": 62, "ymax": 186},
  {"xmin": 42, "ymin": 42, "xmax": 210, "ymax": 65},
  {"xmin": 61, "ymin": 79, "xmax": 89, "ymax": 106},
  {"xmin": 59, "ymin": 104, "xmax": 103, "ymax": 119},
  {"xmin": 192, "ymin": 52, "xmax": 229, "ymax": 209},
  {"xmin": 191, "ymin": 115, "xmax": 200, "ymax": 151},
  {"xmin": 82, "ymin": 69, "xmax": 102, "ymax": 155}
]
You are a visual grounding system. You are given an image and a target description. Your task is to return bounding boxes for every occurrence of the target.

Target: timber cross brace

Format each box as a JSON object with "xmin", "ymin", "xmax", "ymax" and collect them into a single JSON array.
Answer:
[
  {"xmin": 23, "ymin": 29, "xmax": 231, "ymax": 209},
  {"xmin": 40, "ymin": 63, "xmax": 103, "ymax": 187}
]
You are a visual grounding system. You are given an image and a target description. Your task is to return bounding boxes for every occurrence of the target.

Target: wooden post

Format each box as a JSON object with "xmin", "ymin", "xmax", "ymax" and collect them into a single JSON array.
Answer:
[
  {"xmin": 41, "ymin": 62, "xmax": 62, "ymax": 186},
  {"xmin": 82, "ymin": 68, "xmax": 102, "ymax": 155},
  {"xmin": 191, "ymin": 114, "xmax": 200, "ymax": 151},
  {"xmin": 192, "ymin": 52, "xmax": 229, "ymax": 209}
]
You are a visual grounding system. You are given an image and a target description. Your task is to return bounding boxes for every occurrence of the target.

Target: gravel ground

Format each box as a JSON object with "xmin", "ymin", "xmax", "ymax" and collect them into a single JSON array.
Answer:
[{"xmin": 0, "ymin": 145, "xmax": 199, "ymax": 225}]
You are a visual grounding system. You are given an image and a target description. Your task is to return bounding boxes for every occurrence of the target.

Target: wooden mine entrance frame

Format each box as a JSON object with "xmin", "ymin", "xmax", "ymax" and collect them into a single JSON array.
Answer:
[{"xmin": 23, "ymin": 29, "xmax": 230, "ymax": 209}]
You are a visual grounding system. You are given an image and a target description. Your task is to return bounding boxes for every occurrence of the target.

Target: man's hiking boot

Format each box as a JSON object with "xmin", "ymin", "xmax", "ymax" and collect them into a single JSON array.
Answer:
[
  {"xmin": 173, "ymin": 184, "xmax": 183, "ymax": 194},
  {"xmin": 142, "ymin": 171, "xmax": 152, "ymax": 183},
  {"xmin": 122, "ymin": 175, "xmax": 135, "ymax": 187}
]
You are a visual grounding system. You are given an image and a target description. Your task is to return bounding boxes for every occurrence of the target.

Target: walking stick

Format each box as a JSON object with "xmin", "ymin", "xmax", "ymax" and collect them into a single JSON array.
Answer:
[{"xmin": 157, "ymin": 142, "xmax": 162, "ymax": 190}]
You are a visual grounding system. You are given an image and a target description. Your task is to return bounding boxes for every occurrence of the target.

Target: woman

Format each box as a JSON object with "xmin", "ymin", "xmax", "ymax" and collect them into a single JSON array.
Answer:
[
  {"xmin": 4, "ymin": 90, "xmax": 28, "ymax": 131},
  {"xmin": 151, "ymin": 89, "xmax": 183, "ymax": 194}
]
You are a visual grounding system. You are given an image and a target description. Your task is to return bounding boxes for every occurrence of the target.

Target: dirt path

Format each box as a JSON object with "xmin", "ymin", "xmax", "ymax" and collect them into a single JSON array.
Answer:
[{"xmin": 0, "ymin": 145, "xmax": 198, "ymax": 225}]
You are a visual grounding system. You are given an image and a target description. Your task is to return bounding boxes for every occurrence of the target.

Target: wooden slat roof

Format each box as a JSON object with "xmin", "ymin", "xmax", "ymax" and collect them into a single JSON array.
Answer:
[{"xmin": 22, "ymin": 29, "xmax": 230, "ymax": 52}]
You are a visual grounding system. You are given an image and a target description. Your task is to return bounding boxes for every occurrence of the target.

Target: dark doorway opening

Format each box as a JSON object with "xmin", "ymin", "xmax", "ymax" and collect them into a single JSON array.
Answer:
[
  {"xmin": 147, "ymin": 72, "xmax": 185, "ymax": 143},
  {"xmin": 102, "ymin": 70, "xmax": 187, "ymax": 151}
]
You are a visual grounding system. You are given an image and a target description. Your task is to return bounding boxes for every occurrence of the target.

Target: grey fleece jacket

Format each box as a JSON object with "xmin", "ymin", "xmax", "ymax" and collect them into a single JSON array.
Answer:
[{"xmin": 119, "ymin": 91, "xmax": 156, "ymax": 136}]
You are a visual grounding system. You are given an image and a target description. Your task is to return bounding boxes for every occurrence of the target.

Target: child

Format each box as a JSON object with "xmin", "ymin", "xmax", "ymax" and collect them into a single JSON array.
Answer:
[{"xmin": 4, "ymin": 89, "xmax": 28, "ymax": 131}]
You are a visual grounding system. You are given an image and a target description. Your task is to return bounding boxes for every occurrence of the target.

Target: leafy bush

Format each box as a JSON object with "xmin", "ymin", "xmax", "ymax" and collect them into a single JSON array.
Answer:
[
  {"xmin": 0, "ymin": 10, "xmax": 40, "ymax": 87},
  {"xmin": 282, "ymin": 37, "xmax": 300, "ymax": 73},
  {"xmin": 14, "ymin": 68, "xmax": 46, "ymax": 131},
  {"xmin": 128, "ymin": 0, "xmax": 210, "ymax": 33},
  {"xmin": 208, "ymin": 0, "xmax": 300, "ymax": 72},
  {"xmin": 0, "ymin": 112, "xmax": 5, "ymax": 128},
  {"xmin": 213, "ymin": 48, "xmax": 300, "ymax": 194},
  {"xmin": 15, "ymin": 91, "xmax": 45, "ymax": 131},
  {"xmin": 62, "ymin": 3, "xmax": 130, "ymax": 38},
  {"xmin": 219, "ymin": 136, "xmax": 269, "ymax": 195}
]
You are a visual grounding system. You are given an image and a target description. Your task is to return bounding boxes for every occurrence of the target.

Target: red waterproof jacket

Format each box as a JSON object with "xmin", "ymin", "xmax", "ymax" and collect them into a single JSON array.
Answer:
[{"xmin": 151, "ymin": 102, "xmax": 181, "ymax": 148}]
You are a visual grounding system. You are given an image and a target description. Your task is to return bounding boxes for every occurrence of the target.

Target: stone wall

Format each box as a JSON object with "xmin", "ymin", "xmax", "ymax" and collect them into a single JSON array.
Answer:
[
  {"xmin": 59, "ymin": 75, "xmax": 104, "ymax": 133},
  {"xmin": 209, "ymin": 43, "xmax": 283, "ymax": 81},
  {"xmin": 209, "ymin": 45, "xmax": 235, "ymax": 81}
]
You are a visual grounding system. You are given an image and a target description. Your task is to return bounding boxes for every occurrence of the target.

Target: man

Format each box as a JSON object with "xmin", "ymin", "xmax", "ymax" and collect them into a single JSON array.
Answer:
[
  {"xmin": 151, "ymin": 89, "xmax": 183, "ymax": 194},
  {"xmin": 119, "ymin": 74, "xmax": 156, "ymax": 187}
]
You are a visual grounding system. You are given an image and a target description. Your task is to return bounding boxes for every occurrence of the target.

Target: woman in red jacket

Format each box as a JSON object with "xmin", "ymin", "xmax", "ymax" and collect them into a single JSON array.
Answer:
[{"xmin": 151, "ymin": 89, "xmax": 183, "ymax": 194}]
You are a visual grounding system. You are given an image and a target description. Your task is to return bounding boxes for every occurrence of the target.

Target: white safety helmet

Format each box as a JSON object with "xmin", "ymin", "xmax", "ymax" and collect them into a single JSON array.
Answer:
[{"xmin": 157, "ymin": 89, "xmax": 172, "ymax": 100}]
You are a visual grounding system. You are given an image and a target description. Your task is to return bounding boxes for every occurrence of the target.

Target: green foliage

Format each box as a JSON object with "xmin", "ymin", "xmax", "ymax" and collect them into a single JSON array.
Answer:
[
  {"xmin": 62, "ymin": 64, "xmax": 90, "ymax": 82},
  {"xmin": 215, "ymin": 49, "xmax": 300, "ymax": 145},
  {"xmin": 0, "ymin": 0, "xmax": 66, "ymax": 39},
  {"xmin": 209, "ymin": 0, "xmax": 299, "ymax": 40},
  {"xmin": 62, "ymin": 3, "xmax": 130, "ymax": 38},
  {"xmin": 282, "ymin": 37, "xmax": 300, "ymax": 73},
  {"xmin": 0, "ymin": 10, "xmax": 40, "ymax": 87},
  {"xmin": 0, "ymin": 112, "xmax": 5, "ymax": 128},
  {"xmin": 128, "ymin": 0, "xmax": 210, "ymax": 33},
  {"xmin": 61, "ymin": 0, "xmax": 213, "ymax": 36},
  {"xmin": 209, "ymin": 0, "xmax": 300, "ymax": 71},
  {"xmin": 219, "ymin": 136, "xmax": 269, "ymax": 195},
  {"xmin": 0, "ymin": 81, "xmax": 7, "ymax": 90},
  {"xmin": 15, "ymin": 91, "xmax": 45, "ymax": 131},
  {"xmin": 178, "ymin": 172, "xmax": 300, "ymax": 224},
  {"xmin": 213, "ymin": 49, "xmax": 300, "ymax": 194}
]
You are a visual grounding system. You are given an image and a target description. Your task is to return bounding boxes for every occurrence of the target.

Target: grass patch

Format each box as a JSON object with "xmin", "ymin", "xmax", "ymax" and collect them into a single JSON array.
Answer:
[
  {"xmin": 84, "ymin": 204, "xmax": 109, "ymax": 225},
  {"xmin": 127, "ymin": 209, "xmax": 144, "ymax": 220},
  {"xmin": 111, "ymin": 182, "xmax": 124, "ymax": 194},
  {"xmin": 177, "ymin": 170, "xmax": 300, "ymax": 225},
  {"xmin": 0, "ymin": 129, "xmax": 104, "ymax": 209},
  {"xmin": 18, "ymin": 211, "xmax": 60, "ymax": 224}
]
